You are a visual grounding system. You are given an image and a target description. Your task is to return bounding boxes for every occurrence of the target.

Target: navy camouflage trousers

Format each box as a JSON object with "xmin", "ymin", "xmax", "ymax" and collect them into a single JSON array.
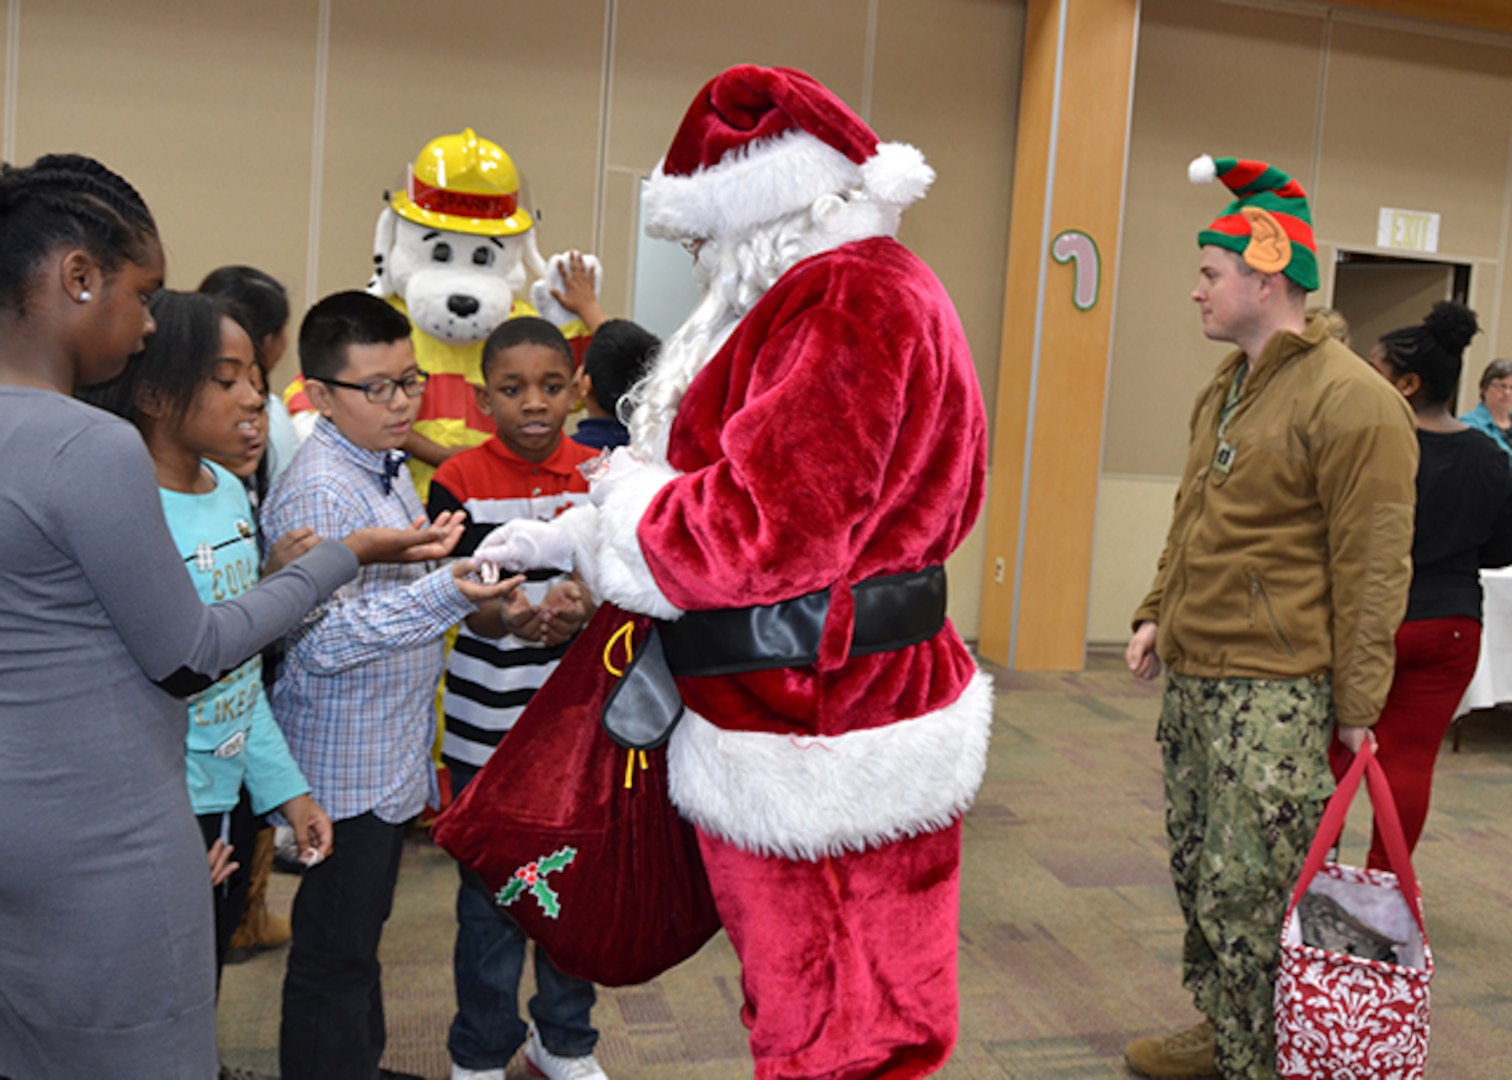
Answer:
[{"xmin": 1159, "ymin": 672, "xmax": 1336, "ymax": 1080}]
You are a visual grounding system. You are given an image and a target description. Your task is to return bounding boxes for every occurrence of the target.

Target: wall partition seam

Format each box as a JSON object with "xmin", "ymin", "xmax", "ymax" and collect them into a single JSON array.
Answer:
[
  {"xmin": 303, "ymin": 0, "xmax": 332, "ymax": 309},
  {"xmin": 1493, "ymin": 126, "xmax": 1512, "ymax": 367},
  {"xmin": 1008, "ymin": 0, "xmax": 1069, "ymax": 668},
  {"xmin": 3, "ymin": 0, "xmax": 19, "ymax": 164},
  {"xmin": 1085, "ymin": 0, "xmax": 1142, "ymax": 649},
  {"xmin": 861, "ymin": 0, "xmax": 878, "ymax": 123},
  {"xmin": 1310, "ymin": 9, "xmax": 1332, "ymax": 275},
  {"xmin": 592, "ymin": 0, "xmax": 617, "ymax": 257}
]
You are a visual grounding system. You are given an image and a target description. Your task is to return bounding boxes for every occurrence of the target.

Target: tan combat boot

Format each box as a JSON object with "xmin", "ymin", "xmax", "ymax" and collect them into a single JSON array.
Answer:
[
  {"xmin": 226, "ymin": 828, "xmax": 291, "ymax": 962},
  {"xmin": 1124, "ymin": 1019, "xmax": 1219, "ymax": 1078}
]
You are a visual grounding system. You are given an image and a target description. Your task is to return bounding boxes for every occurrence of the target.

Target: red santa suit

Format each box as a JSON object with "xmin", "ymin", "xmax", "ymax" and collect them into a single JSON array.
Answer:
[{"xmin": 588, "ymin": 66, "xmax": 993, "ymax": 1079}]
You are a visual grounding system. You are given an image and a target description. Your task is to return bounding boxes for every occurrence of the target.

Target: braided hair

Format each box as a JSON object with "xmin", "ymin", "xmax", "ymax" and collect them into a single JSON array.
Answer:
[
  {"xmin": 1375, "ymin": 300, "xmax": 1480, "ymax": 407},
  {"xmin": 0, "ymin": 153, "xmax": 157, "ymax": 315}
]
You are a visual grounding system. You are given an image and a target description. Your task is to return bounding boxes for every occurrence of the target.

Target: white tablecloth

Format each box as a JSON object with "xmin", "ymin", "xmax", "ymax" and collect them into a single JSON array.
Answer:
[{"xmin": 1454, "ymin": 567, "xmax": 1512, "ymax": 717}]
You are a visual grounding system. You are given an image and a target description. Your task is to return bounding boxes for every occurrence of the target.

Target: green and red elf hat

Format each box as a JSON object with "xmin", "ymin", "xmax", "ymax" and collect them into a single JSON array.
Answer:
[{"xmin": 1190, "ymin": 154, "xmax": 1318, "ymax": 292}]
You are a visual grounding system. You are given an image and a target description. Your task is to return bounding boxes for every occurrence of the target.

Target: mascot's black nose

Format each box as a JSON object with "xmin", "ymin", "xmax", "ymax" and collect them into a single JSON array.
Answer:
[{"xmin": 447, "ymin": 295, "xmax": 481, "ymax": 318}]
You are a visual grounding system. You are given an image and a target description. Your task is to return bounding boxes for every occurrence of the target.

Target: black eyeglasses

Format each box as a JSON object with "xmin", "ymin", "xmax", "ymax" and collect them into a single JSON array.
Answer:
[{"xmin": 319, "ymin": 371, "xmax": 429, "ymax": 404}]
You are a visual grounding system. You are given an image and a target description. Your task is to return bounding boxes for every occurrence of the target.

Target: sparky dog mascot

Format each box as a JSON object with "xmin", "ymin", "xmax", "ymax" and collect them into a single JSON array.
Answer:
[
  {"xmin": 286, "ymin": 128, "xmax": 600, "ymax": 497},
  {"xmin": 478, "ymin": 66, "xmax": 993, "ymax": 1078}
]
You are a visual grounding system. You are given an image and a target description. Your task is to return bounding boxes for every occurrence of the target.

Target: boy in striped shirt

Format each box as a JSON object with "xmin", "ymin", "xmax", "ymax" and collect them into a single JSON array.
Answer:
[{"xmin": 426, "ymin": 317, "xmax": 606, "ymax": 1080}]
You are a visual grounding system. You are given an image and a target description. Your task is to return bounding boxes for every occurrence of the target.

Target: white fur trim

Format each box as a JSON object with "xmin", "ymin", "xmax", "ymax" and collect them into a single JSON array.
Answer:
[
  {"xmin": 643, "ymin": 130, "xmax": 863, "ymax": 241},
  {"xmin": 1189, "ymin": 154, "xmax": 1217, "ymax": 184},
  {"xmin": 860, "ymin": 142, "xmax": 934, "ymax": 205},
  {"xmin": 594, "ymin": 457, "xmax": 684, "ymax": 620},
  {"xmin": 553, "ymin": 503, "xmax": 602, "ymax": 600},
  {"xmin": 667, "ymin": 670, "xmax": 993, "ymax": 861}
]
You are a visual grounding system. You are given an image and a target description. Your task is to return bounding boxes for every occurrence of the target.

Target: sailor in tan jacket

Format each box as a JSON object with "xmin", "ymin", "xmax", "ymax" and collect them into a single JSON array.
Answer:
[{"xmin": 1123, "ymin": 156, "xmax": 1417, "ymax": 1080}]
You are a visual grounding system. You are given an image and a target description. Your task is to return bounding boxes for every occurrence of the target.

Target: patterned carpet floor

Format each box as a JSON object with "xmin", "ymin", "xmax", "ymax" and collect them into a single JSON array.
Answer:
[{"xmin": 219, "ymin": 654, "xmax": 1512, "ymax": 1078}]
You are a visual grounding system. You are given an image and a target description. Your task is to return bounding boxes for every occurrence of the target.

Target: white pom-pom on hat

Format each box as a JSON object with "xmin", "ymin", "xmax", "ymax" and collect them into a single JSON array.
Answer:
[
  {"xmin": 861, "ymin": 142, "xmax": 935, "ymax": 206},
  {"xmin": 1189, "ymin": 154, "xmax": 1217, "ymax": 184}
]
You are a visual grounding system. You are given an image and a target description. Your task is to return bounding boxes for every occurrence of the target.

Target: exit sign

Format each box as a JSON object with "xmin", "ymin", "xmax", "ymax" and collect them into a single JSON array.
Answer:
[{"xmin": 1377, "ymin": 207, "xmax": 1440, "ymax": 254}]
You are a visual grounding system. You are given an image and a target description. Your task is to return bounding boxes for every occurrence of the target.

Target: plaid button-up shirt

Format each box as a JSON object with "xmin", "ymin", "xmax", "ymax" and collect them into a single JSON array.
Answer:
[{"xmin": 263, "ymin": 418, "xmax": 474, "ymax": 823}]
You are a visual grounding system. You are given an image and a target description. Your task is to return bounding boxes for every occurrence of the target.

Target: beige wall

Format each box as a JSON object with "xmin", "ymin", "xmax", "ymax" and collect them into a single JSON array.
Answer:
[
  {"xmin": 3, "ymin": 0, "xmax": 1022, "ymax": 638},
  {"xmin": 2, "ymin": 0, "xmax": 1021, "ymax": 399},
  {"xmin": 1090, "ymin": 0, "xmax": 1512, "ymax": 644},
  {"xmin": 1331, "ymin": 261, "xmax": 1453, "ymax": 371}
]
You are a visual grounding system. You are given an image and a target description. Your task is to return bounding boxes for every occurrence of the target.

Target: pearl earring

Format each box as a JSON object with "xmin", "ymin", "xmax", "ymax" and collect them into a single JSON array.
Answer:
[{"xmin": 78, "ymin": 291, "xmax": 92, "ymax": 302}]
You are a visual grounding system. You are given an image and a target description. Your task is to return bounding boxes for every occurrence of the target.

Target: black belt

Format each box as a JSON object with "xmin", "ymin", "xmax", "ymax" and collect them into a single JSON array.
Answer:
[{"xmin": 657, "ymin": 565, "xmax": 947, "ymax": 678}]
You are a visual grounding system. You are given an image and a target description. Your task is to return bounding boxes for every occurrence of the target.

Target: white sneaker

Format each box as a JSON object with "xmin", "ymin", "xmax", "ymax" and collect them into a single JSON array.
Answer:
[
  {"xmin": 451, "ymin": 1065, "xmax": 506, "ymax": 1080},
  {"xmin": 524, "ymin": 1023, "xmax": 609, "ymax": 1080}
]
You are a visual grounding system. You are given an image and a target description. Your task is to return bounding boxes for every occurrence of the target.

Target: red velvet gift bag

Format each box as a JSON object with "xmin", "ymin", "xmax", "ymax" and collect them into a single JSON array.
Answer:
[
  {"xmin": 1274, "ymin": 739, "xmax": 1433, "ymax": 1079},
  {"xmin": 431, "ymin": 602, "xmax": 722, "ymax": 987}
]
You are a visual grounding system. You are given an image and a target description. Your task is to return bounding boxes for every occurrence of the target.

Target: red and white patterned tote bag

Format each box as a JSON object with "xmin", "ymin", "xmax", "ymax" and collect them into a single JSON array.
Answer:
[{"xmin": 1275, "ymin": 739, "xmax": 1433, "ymax": 1079}]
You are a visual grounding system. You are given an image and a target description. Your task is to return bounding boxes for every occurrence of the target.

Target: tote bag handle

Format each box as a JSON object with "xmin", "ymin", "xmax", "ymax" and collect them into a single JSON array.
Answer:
[{"xmin": 1284, "ymin": 738, "xmax": 1425, "ymax": 940}]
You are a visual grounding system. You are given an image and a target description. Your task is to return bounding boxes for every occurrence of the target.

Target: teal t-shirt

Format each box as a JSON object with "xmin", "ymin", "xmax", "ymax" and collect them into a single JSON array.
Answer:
[{"xmin": 159, "ymin": 461, "xmax": 308, "ymax": 816}]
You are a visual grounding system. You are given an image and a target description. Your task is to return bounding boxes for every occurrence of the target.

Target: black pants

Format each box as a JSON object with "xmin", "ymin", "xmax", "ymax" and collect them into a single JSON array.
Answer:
[
  {"xmin": 279, "ymin": 812, "xmax": 407, "ymax": 1080},
  {"xmin": 197, "ymin": 788, "xmax": 260, "ymax": 992}
]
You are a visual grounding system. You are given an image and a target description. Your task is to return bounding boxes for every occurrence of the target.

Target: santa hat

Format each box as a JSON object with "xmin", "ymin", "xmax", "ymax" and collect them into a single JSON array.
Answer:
[
  {"xmin": 1190, "ymin": 154, "xmax": 1318, "ymax": 292},
  {"xmin": 642, "ymin": 65, "xmax": 934, "ymax": 241}
]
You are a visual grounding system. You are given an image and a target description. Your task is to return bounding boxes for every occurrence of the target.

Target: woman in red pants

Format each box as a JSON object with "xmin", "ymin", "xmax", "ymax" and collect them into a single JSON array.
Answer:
[{"xmin": 1331, "ymin": 300, "xmax": 1512, "ymax": 868}]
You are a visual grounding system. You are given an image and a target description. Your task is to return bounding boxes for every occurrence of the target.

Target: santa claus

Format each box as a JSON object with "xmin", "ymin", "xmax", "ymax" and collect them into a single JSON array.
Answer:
[{"xmin": 481, "ymin": 64, "xmax": 992, "ymax": 1078}]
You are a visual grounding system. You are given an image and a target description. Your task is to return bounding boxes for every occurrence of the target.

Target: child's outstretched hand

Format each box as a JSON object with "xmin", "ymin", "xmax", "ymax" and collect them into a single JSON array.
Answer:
[
  {"xmin": 538, "ymin": 580, "xmax": 593, "ymax": 647},
  {"xmin": 550, "ymin": 251, "xmax": 606, "ymax": 332},
  {"xmin": 343, "ymin": 511, "xmax": 466, "ymax": 565},
  {"xmin": 265, "ymin": 526, "xmax": 322, "ymax": 575},
  {"xmin": 451, "ymin": 560, "xmax": 526, "ymax": 607},
  {"xmin": 279, "ymin": 792, "xmax": 334, "ymax": 868}
]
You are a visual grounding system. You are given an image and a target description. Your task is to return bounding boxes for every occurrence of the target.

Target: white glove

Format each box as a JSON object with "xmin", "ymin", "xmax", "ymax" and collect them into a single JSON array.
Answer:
[{"xmin": 473, "ymin": 518, "xmax": 575, "ymax": 573}]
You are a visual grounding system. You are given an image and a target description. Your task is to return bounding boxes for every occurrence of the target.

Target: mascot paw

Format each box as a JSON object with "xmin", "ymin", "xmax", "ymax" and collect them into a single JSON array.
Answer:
[{"xmin": 475, "ymin": 518, "xmax": 575, "ymax": 573}]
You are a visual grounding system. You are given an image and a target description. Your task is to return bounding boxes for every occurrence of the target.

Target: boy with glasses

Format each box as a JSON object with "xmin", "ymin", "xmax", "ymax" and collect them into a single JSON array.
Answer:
[{"xmin": 263, "ymin": 291, "xmax": 522, "ymax": 1080}]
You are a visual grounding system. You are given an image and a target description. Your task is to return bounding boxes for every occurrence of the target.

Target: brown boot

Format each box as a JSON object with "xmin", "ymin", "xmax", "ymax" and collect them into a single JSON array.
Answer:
[
  {"xmin": 226, "ymin": 828, "xmax": 291, "ymax": 963},
  {"xmin": 1124, "ymin": 1019, "xmax": 1219, "ymax": 1078}
]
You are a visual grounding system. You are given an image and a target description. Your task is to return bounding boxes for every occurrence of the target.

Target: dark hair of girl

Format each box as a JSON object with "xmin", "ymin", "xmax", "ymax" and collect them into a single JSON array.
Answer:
[
  {"xmin": 79, "ymin": 290, "xmax": 251, "ymax": 428},
  {"xmin": 1375, "ymin": 300, "xmax": 1479, "ymax": 407},
  {"xmin": 198, "ymin": 265, "xmax": 290, "ymax": 357},
  {"xmin": 0, "ymin": 153, "xmax": 157, "ymax": 315}
]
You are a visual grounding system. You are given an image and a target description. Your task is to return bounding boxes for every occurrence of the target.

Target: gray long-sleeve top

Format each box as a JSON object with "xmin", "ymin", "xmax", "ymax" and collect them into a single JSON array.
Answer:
[{"xmin": 0, "ymin": 388, "xmax": 356, "ymax": 1080}]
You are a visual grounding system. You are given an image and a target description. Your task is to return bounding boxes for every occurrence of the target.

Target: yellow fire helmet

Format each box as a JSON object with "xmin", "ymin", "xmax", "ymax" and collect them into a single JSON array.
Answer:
[{"xmin": 389, "ymin": 128, "xmax": 534, "ymax": 237}]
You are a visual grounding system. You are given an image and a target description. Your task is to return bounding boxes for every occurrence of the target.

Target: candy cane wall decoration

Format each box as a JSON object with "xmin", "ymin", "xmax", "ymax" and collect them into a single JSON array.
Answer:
[{"xmin": 1051, "ymin": 229, "xmax": 1099, "ymax": 311}]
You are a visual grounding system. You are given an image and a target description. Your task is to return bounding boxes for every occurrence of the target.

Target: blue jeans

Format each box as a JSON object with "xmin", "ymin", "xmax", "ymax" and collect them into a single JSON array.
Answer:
[{"xmin": 447, "ymin": 763, "xmax": 598, "ymax": 1070}]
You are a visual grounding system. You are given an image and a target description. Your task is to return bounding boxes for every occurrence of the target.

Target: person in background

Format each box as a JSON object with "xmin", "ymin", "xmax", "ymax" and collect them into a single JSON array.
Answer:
[
  {"xmin": 1460, "ymin": 357, "xmax": 1512, "ymax": 460},
  {"xmin": 1329, "ymin": 300, "xmax": 1512, "ymax": 865},
  {"xmin": 1125, "ymin": 154, "xmax": 1417, "ymax": 1080},
  {"xmin": 1304, "ymin": 305, "xmax": 1350, "ymax": 349},
  {"xmin": 571, "ymin": 318, "xmax": 658, "ymax": 452},
  {"xmin": 200, "ymin": 265, "xmax": 299, "ymax": 483}
]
